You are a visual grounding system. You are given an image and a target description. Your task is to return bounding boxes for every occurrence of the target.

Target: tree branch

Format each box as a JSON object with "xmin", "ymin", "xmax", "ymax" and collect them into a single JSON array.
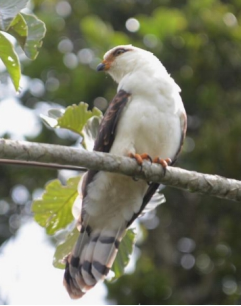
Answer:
[{"xmin": 0, "ymin": 138, "xmax": 241, "ymax": 202}]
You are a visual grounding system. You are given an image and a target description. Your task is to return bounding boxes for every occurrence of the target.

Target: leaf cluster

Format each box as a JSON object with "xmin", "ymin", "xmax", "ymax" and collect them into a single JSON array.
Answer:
[{"xmin": 0, "ymin": 0, "xmax": 46, "ymax": 90}]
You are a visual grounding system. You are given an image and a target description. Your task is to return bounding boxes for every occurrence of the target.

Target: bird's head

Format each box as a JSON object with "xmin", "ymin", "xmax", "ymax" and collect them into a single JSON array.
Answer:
[{"xmin": 97, "ymin": 45, "xmax": 157, "ymax": 83}]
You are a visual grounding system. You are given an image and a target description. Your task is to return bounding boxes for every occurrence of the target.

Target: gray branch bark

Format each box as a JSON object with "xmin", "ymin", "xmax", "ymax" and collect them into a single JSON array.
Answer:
[{"xmin": 0, "ymin": 138, "xmax": 241, "ymax": 202}]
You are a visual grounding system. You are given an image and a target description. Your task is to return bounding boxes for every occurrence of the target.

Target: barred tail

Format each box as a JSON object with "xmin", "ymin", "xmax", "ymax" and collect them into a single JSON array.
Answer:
[{"xmin": 63, "ymin": 223, "xmax": 125, "ymax": 299}]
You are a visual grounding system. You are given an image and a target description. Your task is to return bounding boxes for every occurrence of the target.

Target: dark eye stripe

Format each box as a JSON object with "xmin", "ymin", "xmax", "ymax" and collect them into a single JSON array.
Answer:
[{"xmin": 113, "ymin": 48, "xmax": 128, "ymax": 56}]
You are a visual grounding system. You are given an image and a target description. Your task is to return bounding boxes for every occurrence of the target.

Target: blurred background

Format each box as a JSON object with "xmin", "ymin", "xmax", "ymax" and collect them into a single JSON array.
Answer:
[{"xmin": 1, "ymin": 0, "xmax": 241, "ymax": 304}]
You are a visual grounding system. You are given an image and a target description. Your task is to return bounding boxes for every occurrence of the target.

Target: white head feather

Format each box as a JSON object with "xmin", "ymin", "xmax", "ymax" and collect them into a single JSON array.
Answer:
[{"xmin": 98, "ymin": 45, "xmax": 181, "ymax": 95}]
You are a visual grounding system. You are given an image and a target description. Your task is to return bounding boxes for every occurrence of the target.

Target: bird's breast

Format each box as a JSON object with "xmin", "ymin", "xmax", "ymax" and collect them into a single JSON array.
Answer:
[{"xmin": 110, "ymin": 93, "xmax": 183, "ymax": 160}]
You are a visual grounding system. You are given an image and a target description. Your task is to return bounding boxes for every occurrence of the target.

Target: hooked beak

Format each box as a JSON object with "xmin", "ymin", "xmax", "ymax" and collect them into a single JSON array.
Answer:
[
  {"xmin": 97, "ymin": 60, "xmax": 111, "ymax": 72},
  {"xmin": 96, "ymin": 62, "xmax": 105, "ymax": 71}
]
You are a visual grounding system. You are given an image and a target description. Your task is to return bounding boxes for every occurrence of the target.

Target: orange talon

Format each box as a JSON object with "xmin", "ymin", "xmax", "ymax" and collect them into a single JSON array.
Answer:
[
  {"xmin": 165, "ymin": 158, "xmax": 172, "ymax": 165},
  {"xmin": 140, "ymin": 153, "xmax": 152, "ymax": 163},
  {"xmin": 128, "ymin": 153, "xmax": 152, "ymax": 166},
  {"xmin": 153, "ymin": 157, "xmax": 172, "ymax": 174},
  {"xmin": 128, "ymin": 153, "xmax": 143, "ymax": 165},
  {"xmin": 160, "ymin": 159, "xmax": 168, "ymax": 168}
]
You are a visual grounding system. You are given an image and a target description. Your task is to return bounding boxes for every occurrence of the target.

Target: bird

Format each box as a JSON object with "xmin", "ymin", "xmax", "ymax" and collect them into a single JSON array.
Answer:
[{"xmin": 63, "ymin": 45, "xmax": 187, "ymax": 299}]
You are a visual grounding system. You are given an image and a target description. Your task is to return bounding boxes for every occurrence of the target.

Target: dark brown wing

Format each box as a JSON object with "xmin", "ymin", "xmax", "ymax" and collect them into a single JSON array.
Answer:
[
  {"xmin": 93, "ymin": 89, "xmax": 131, "ymax": 152},
  {"xmin": 82, "ymin": 89, "xmax": 131, "ymax": 198}
]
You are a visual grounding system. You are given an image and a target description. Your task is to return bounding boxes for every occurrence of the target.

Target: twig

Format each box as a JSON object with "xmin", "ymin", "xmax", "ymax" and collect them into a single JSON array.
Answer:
[{"xmin": 0, "ymin": 159, "xmax": 87, "ymax": 171}]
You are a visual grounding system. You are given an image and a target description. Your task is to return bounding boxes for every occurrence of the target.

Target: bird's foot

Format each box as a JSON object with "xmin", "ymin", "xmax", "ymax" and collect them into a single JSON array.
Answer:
[
  {"xmin": 128, "ymin": 153, "xmax": 152, "ymax": 166},
  {"xmin": 152, "ymin": 157, "xmax": 172, "ymax": 175},
  {"xmin": 128, "ymin": 153, "xmax": 152, "ymax": 181}
]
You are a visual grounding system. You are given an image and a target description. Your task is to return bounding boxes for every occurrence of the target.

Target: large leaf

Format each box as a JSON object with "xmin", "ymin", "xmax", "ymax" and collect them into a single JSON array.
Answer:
[
  {"xmin": 32, "ymin": 176, "xmax": 80, "ymax": 235},
  {"xmin": 0, "ymin": 0, "xmax": 28, "ymax": 31},
  {"xmin": 20, "ymin": 12, "xmax": 46, "ymax": 60},
  {"xmin": 0, "ymin": 31, "xmax": 20, "ymax": 90},
  {"xmin": 57, "ymin": 102, "xmax": 102, "ymax": 147},
  {"xmin": 0, "ymin": 2, "xmax": 46, "ymax": 90},
  {"xmin": 111, "ymin": 228, "xmax": 136, "ymax": 280},
  {"xmin": 53, "ymin": 227, "xmax": 79, "ymax": 269},
  {"xmin": 7, "ymin": 13, "xmax": 27, "ymax": 49},
  {"xmin": 41, "ymin": 104, "xmax": 102, "ymax": 149}
]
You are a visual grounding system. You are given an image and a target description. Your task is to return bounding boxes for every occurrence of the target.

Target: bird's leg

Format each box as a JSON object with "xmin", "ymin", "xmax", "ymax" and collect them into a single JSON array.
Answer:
[
  {"xmin": 128, "ymin": 153, "xmax": 152, "ymax": 181},
  {"xmin": 152, "ymin": 157, "xmax": 172, "ymax": 175}
]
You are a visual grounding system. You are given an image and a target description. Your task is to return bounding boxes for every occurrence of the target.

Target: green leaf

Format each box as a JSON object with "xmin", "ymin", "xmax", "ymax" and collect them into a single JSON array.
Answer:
[
  {"xmin": 0, "ymin": 31, "xmax": 21, "ymax": 90},
  {"xmin": 20, "ymin": 12, "xmax": 46, "ymax": 60},
  {"xmin": 32, "ymin": 176, "xmax": 80, "ymax": 235},
  {"xmin": 7, "ymin": 13, "xmax": 27, "ymax": 50},
  {"xmin": 0, "ymin": 0, "xmax": 28, "ymax": 31},
  {"xmin": 57, "ymin": 102, "xmax": 102, "ymax": 145},
  {"xmin": 111, "ymin": 228, "xmax": 136, "ymax": 280},
  {"xmin": 53, "ymin": 227, "xmax": 79, "ymax": 269},
  {"xmin": 41, "ymin": 103, "xmax": 102, "ymax": 149}
]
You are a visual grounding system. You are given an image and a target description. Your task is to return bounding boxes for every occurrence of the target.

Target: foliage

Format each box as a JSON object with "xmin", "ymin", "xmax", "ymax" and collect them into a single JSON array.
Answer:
[
  {"xmin": 42, "ymin": 102, "xmax": 102, "ymax": 148},
  {"xmin": 32, "ymin": 176, "xmax": 79, "ymax": 235},
  {"xmin": 56, "ymin": 103, "xmax": 102, "ymax": 136},
  {"xmin": 0, "ymin": 32, "xmax": 20, "ymax": 91},
  {"xmin": 1, "ymin": 0, "xmax": 241, "ymax": 304},
  {"xmin": 0, "ymin": 0, "xmax": 46, "ymax": 90}
]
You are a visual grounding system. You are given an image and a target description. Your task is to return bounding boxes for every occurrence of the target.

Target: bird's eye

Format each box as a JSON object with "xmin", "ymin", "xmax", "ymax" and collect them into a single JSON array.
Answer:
[{"xmin": 114, "ymin": 48, "xmax": 127, "ymax": 56}]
